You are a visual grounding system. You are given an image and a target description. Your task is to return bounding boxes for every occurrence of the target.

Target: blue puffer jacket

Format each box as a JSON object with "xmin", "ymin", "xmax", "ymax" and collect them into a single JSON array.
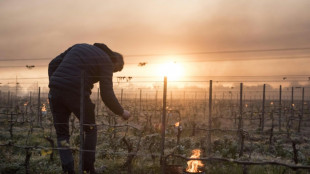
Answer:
[{"xmin": 48, "ymin": 43, "xmax": 123, "ymax": 115}]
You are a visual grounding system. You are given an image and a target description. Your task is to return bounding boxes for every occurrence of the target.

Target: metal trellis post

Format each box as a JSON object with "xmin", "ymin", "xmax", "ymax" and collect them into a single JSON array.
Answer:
[
  {"xmin": 37, "ymin": 87, "xmax": 41, "ymax": 126},
  {"xmin": 279, "ymin": 85, "xmax": 282, "ymax": 131},
  {"xmin": 298, "ymin": 87, "xmax": 304, "ymax": 132},
  {"xmin": 208, "ymin": 80, "xmax": 212, "ymax": 153},
  {"xmin": 238, "ymin": 83, "xmax": 244, "ymax": 157},
  {"xmin": 262, "ymin": 84, "xmax": 266, "ymax": 132},
  {"xmin": 121, "ymin": 88, "xmax": 123, "ymax": 104},
  {"xmin": 160, "ymin": 76, "xmax": 167, "ymax": 174}
]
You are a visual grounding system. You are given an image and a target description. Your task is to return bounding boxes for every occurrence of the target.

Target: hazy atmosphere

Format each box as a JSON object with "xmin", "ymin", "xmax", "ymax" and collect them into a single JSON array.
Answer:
[
  {"xmin": 1, "ymin": 0, "xmax": 310, "ymax": 83},
  {"xmin": 1, "ymin": 1, "xmax": 310, "ymax": 174}
]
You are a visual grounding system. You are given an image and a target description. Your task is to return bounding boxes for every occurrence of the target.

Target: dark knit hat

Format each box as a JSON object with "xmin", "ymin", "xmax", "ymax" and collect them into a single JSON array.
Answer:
[
  {"xmin": 93, "ymin": 43, "xmax": 124, "ymax": 72},
  {"xmin": 112, "ymin": 51, "xmax": 124, "ymax": 72}
]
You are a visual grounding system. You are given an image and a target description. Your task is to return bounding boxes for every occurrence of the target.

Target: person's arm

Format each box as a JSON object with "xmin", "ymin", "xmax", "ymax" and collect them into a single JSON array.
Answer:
[
  {"xmin": 99, "ymin": 63, "xmax": 124, "ymax": 116},
  {"xmin": 48, "ymin": 46, "xmax": 73, "ymax": 79}
]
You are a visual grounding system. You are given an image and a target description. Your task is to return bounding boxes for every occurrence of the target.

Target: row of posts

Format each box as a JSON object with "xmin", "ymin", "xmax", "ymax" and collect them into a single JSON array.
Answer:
[
  {"xmin": 158, "ymin": 79, "xmax": 306, "ymax": 174},
  {"xmin": 0, "ymin": 87, "xmax": 44, "ymax": 127},
  {"xmin": 0, "ymin": 73, "xmax": 307, "ymax": 174},
  {"xmin": 77, "ymin": 72, "xmax": 307, "ymax": 174}
]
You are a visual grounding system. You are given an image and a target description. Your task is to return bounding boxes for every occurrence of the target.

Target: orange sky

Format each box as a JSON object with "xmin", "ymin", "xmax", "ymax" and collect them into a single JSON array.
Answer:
[{"xmin": 0, "ymin": 0, "xmax": 310, "ymax": 85}]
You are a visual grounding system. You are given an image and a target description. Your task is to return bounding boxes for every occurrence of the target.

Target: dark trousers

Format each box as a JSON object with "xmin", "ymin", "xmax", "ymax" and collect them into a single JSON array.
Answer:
[{"xmin": 49, "ymin": 88, "xmax": 97, "ymax": 173}]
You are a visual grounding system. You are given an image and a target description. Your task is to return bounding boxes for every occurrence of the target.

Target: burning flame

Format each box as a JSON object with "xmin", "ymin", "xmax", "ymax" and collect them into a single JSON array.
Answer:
[
  {"xmin": 175, "ymin": 122, "xmax": 180, "ymax": 127},
  {"xmin": 42, "ymin": 104, "xmax": 46, "ymax": 112},
  {"xmin": 186, "ymin": 149, "xmax": 204, "ymax": 173},
  {"xmin": 24, "ymin": 102, "xmax": 28, "ymax": 106}
]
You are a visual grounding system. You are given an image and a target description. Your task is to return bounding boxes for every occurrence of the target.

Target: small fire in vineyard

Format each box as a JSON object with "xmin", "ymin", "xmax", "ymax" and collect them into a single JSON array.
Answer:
[
  {"xmin": 42, "ymin": 104, "xmax": 47, "ymax": 116},
  {"xmin": 42, "ymin": 104, "xmax": 46, "ymax": 112},
  {"xmin": 175, "ymin": 121, "xmax": 180, "ymax": 127},
  {"xmin": 186, "ymin": 149, "xmax": 204, "ymax": 173}
]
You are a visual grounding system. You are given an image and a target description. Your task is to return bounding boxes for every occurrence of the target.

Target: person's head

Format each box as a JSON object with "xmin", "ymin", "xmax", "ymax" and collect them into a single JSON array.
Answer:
[
  {"xmin": 93, "ymin": 43, "xmax": 124, "ymax": 72},
  {"xmin": 111, "ymin": 52, "xmax": 124, "ymax": 72}
]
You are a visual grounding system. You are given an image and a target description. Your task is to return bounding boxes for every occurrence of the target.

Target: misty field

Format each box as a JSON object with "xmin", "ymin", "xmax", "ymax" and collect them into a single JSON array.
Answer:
[{"xmin": 0, "ymin": 82, "xmax": 310, "ymax": 174}]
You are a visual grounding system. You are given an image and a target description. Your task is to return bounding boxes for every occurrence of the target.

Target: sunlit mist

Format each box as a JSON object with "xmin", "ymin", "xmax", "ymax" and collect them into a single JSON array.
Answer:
[{"xmin": 157, "ymin": 61, "xmax": 184, "ymax": 81}]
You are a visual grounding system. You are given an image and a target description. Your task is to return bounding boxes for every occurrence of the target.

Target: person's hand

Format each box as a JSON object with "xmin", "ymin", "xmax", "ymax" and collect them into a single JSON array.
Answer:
[{"xmin": 122, "ymin": 110, "xmax": 131, "ymax": 120}]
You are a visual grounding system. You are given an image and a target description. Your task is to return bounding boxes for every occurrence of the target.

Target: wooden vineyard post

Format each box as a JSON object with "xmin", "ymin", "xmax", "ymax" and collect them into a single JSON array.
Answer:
[
  {"xmin": 204, "ymin": 90, "xmax": 207, "ymax": 120},
  {"xmin": 15, "ymin": 76, "xmax": 18, "ymax": 107},
  {"xmin": 289, "ymin": 87, "xmax": 294, "ymax": 134},
  {"xmin": 121, "ymin": 88, "xmax": 123, "ymax": 104},
  {"xmin": 238, "ymin": 83, "xmax": 244, "ymax": 157},
  {"xmin": 208, "ymin": 80, "xmax": 212, "ymax": 153},
  {"xmin": 250, "ymin": 98, "xmax": 254, "ymax": 125},
  {"xmin": 153, "ymin": 90, "xmax": 158, "ymax": 125},
  {"xmin": 37, "ymin": 87, "xmax": 41, "ymax": 127},
  {"xmin": 160, "ymin": 76, "xmax": 167, "ymax": 174},
  {"xmin": 8, "ymin": 91, "xmax": 10, "ymax": 106},
  {"xmin": 279, "ymin": 85, "xmax": 282, "ymax": 131},
  {"xmin": 298, "ymin": 87, "xmax": 304, "ymax": 132},
  {"xmin": 28, "ymin": 91, "xmax": 31, "ymax": 123},
  {"xmin": 138, "ymin": 88, "xmax": 142, "ymax": 122},
  {"xmin": 79, "ymin": 71, "xmax": 85, "ymax": 174},
  {"xmin": 238, "ymin": 83, "xmax": 243, "ymax": 130},
  {"xmin": 23, "ymin": 102, "xmax": 25, "ymax": 122},
  {"xmin": 145, "ymin": 93, "xmax": 148, "ymax": 113},
  {"xmin": 29, "ymin": 91, "xmax": 32, "ymax": 106},
  {"xmin": 261, "ymin": 84, "xmax": 266, "ymax": 132},
  {"xmin": 140, "ymin": 88, "xmax": 142, "ymax": 111},
  {"xmin": 9, "ymin": 112, "xmax": 13, "ymax": 139},
  {"xmin": 291, "ymin": 86, "xmax": 294, "ymax": 118}
]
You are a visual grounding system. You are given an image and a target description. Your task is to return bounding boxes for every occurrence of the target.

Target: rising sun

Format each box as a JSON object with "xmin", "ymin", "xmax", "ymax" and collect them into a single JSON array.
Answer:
[{"xmin": 157, "ymin": 61, "xmax": 184, "ymax": 81}]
